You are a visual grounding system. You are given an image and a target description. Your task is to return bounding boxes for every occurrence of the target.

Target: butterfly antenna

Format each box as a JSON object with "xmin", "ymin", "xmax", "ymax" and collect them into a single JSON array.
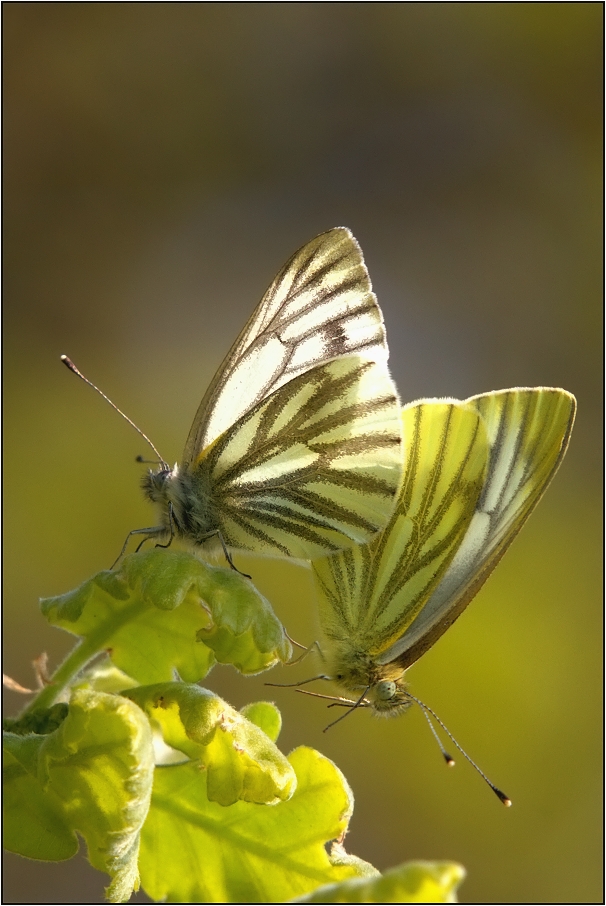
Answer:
[
  {"xmin": 406, "ymin": 691, "xmax": 512, "ymax": 806},
  {"xmin": 61, "ymin": 355, "xmax": 167, "ymax": 467},
  {"xmin": 418, "ymin": 705, "xmax": 455, "ymax": 767}
]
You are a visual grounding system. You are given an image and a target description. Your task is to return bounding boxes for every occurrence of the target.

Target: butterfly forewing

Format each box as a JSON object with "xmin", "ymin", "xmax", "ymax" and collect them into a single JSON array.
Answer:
[
  {"xmin": 195, "ymin": 356, "xmax": 403, "ymax": 560},
  {"xmin": 183, "ymin": 228, "xmax": 388, "ymax": 462},
  {"xmin": 313, "ymin": 400, "xmax": 488, "ymax": 652},
  {"xmin": 382, "ymin": 387, "xmax": 576, "ymax": 668}
]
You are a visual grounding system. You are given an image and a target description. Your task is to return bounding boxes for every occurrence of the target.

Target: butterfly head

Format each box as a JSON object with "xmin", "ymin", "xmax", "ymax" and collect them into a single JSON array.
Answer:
[
  {"xmin": 140, "ymin": 461, "xmax": 218, "ymax": 547},
  {"xmin": 141, "ymin": 464, "xmax": 177, "ymax": 505},
  {"xmin": 365, "ymin": 678, "xmax": 412, "ymax": 717},
  {"xmin": 329, "ymin": 646, "xmax": 411, "ymax": 717}
]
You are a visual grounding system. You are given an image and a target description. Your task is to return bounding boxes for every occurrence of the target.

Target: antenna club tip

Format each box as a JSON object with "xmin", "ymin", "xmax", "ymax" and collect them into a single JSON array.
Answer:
[
  {"xmin": 445, "ymin": 756, "xmax": 455, "ymax": 767},
  {"xmin": 495, "ymin": 789, "xmax": 512, "ymax": 807},
  {"xmin": 60, "ymin": 355, "xmax": 77, "ymax": 372}
]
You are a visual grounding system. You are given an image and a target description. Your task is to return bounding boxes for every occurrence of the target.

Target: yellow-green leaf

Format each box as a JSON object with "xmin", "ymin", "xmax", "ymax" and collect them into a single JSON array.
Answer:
[
  {"xmin": 292, "ymin": 860, "xmax": 466, "ymax": 903},
  {"xmin": 3, "ymin": 688, "xmax": 155, "ymax": 904},
  {"xmin": 41, "ymin": 548, "xmax": 292, "ymax": 686},
  {"xmin": 138, "ymin": 746, "xmax": 373, "ymax": 904},
  {"xmin": 124, "ymin": 683, "xmax": 296, "ymax": 806}
]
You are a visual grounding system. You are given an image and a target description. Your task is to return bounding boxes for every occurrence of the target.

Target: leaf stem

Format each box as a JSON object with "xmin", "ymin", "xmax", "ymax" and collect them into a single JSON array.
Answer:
[
  {"xmin": 17, "ymin": 635, "xmax": 104, "ymax": 718},
  {"xmin": 16, "ymin": 592, "xmax": 152, "ymax": 719}
]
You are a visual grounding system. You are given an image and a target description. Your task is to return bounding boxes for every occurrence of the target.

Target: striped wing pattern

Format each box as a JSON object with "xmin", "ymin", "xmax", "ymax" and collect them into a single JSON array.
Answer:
[
  {"xmin": 379, "ymin": 388, "xmax": 576, "ymax": 668},
  {"xmin": 183, "ymin": 228, "xmax": 389, "ymax": 462},
  {"xmin": 189, "ymin": 356, "xmax": 403, "ymax": 560},
  {"xmin": 313, "ymin": 400, "xmax": 488, "ymax": 651}
]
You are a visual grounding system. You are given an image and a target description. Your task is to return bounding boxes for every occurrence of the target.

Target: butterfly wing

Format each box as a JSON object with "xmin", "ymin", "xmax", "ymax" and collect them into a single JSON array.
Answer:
[
  {"xmin": 183, "ymin": 228, "xmax": 390, "ymax": 464},
  {"xmin": 193, "ymin": 356, "xmax": 403, "ymax": 559},
  {"xmin": 378, "ymin": 387, "xmax": 576, "ymax": 669},
  {"xmin": 313, "ymin": 400, "xmax": 489, "ymax": 650}
]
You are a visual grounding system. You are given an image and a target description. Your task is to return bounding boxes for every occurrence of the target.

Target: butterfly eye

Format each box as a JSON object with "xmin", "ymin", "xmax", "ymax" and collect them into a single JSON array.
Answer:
[
  {"xmin": 375, "ymin": 681, "xmax": 397, "ymax": 701},
  {"xmin": 141, "ymin": 468, "xmax": 170, "ymax": 502}
]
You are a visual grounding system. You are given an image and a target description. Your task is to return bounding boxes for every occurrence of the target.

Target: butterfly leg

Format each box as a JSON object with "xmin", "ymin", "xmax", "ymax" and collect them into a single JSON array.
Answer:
[
  {"xmin": 111, "ymin": 525, "xmax": 166, "ymax": 569},
  {"xmin": 323, "ymin": 686, "xmax": 371, "ymax": 731},
  {"xmin": 283, "ymin": 636, "xmax": 325, "ymax": 667},
  {"xmin": 152, "ymin": 502, "xmax": 175, "ymax": 551},
  {"xmin": 197, "ymin": 529, "xmax": 252, "ymax": 579},
  {"xmin": 218, "ymin": 533, "xmax": 250, "ymax": 577},
  {"xmin": 266, "ymin": 672, "xmax": 332, "ymax": 689}
]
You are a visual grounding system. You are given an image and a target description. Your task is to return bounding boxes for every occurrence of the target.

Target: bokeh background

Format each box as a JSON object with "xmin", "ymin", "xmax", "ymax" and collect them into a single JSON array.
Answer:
[{"xmin": 3, "ymin": 5, "xmax": 602, "ymax": 903}]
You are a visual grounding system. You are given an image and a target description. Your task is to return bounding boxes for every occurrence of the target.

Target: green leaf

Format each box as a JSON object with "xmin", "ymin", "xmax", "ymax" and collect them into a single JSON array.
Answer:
[
  {"xmin": 240, "ymin": 700, "xmax": 282, "ymax": 742},
  {"xmin": 324, "ymin": 841, "xmax": 379, "ymax": 878},
  {"xmin": 75, "ymin": 661, "xmax": 141, "ymax": 696},
  {"xmin": 292, "ymin": 860, "xmax": 466, "ymax": 903},
  {"xmin": 138, "ymin": 745, "xmax": 373, "ymax": 904},
  {"xmin": 40, "ymin": 548, "xmax": 292, "ymax": 685},
  {"xmin": 124, "ymin": 683, "xmax": 296, "ymax": 806},
  {"xmin": 3, "ymin": 733, "xmax": 78, "ymax": 862},
  {"xmin": 3, "ymin": 688, "xmax": 155, "ymax": 903},
  {"xmin": 192, "ymin": 561, "xmax": 293, "ymax": 673}
]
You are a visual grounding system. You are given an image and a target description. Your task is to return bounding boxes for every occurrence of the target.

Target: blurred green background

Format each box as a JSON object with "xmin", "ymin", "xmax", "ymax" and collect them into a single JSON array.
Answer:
[{"xmin": 3, "ymin": 4, "xmax": 602, "ymax": 903}]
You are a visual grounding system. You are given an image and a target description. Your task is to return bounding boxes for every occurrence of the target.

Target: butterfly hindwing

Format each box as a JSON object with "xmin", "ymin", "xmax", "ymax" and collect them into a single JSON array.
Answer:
[
  {"xmin": 189, "ymin": 356, "xmax": 404, "ymax": 560},
  {"xmin": 312, "ymin": 387, "xmax": 575, "ymax": 677},
  {"xmin": 379, "ymin": 387, "xmax": 576, "ymax": 668}
]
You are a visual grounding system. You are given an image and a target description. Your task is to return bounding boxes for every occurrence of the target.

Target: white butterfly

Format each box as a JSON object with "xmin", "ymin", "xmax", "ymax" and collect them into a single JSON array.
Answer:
[
  {"xmin": 138, "ymin": 228, "xmax": 404, "ymax": 561},
  {"xmin": 312, "ymin": 387, "xmax": 576, "ymax": 712}
]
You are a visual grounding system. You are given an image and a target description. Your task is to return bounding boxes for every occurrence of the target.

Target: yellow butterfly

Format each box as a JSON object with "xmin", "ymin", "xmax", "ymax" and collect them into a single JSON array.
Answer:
[
  {"xmin": 77, "ymin": 228, "xmax": 404, "ymax": 562},
  {"xmin": 312, "ymin": 388, "xmax": 576, "ymax": 715}
]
